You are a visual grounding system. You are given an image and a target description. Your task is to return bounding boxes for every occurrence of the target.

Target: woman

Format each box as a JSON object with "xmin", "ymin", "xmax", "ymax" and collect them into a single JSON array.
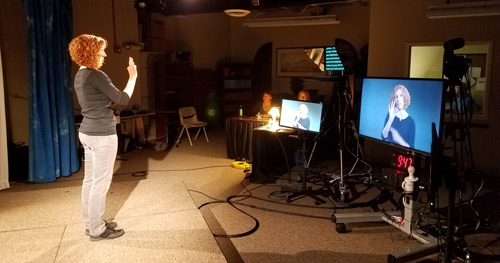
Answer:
[
  {"xmin": 69, "ymin": 34, "xmax": 137, "ymax": 241},
  {"xmin": 382, "ymin": 84, "xmax": 415, "ymax": 148},
  {"xmin": 256, "ymin": 91, "xmax": 273, "ymax": 117},
  {"xmin": 297, "ymin": 90, "xmax": 310, "ymax": 102},
  {"xmin": 293, "ymin": 103, "xmax": 310, "ymax": 130}
]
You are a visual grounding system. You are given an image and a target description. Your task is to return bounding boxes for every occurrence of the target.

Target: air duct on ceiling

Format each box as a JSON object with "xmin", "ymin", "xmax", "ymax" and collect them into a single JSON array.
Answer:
[
  {"xmin": 243, "ymin": 14, "xmax": 340, "ymax": 27},
  {"xmin": 427, "ymin": 0, "xmax": 500, "ymax": 19}
]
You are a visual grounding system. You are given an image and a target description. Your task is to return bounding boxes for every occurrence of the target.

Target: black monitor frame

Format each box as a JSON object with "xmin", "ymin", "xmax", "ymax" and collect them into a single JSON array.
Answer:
[
  {"xmin": 357, "ymin": 77, "xmax": 446, "ymax": 156},
  {"xmin": 279, "ymin": 98, "xmax": 323, "ymax": 133}
]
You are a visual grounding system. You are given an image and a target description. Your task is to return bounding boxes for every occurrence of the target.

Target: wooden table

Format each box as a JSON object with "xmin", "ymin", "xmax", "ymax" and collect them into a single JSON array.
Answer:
[{"xmin": 120, "ymin": 112, "xmax": 156, "ymax": 144}]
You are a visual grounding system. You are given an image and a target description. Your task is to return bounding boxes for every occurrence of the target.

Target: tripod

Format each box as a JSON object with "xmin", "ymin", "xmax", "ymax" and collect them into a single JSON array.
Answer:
[
  {"xmin": 286, "ymin": 132, "xmax": 328, "ymax": 205},
  {"xmin": 439, "ymin": 80, "xmax": 475, "ymax": 263},
  {"xmin": 439, "ymin": 38, "xmax": 476, "ymax": 263}
]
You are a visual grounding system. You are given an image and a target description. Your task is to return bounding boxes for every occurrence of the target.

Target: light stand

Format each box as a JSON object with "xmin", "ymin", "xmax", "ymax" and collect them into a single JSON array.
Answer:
[
  {"xmin": 322, "ymin": 75, "xmax": 370, "ymax": 204},
  {"xmin": 331, "ymin": 75, "xmax": 358, "ymax": 202}
]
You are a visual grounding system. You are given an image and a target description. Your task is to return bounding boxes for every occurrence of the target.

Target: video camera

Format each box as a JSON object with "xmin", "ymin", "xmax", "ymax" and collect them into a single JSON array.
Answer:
[{"xmin": 443, "ymin": 38, "xmax": 470, "ymax": 82}]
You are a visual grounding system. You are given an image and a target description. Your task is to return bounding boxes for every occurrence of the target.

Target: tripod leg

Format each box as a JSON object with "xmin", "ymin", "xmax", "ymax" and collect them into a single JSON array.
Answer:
[{"xmin": 286, "ymin": 190, "xmax": 326, "ymax": 204}]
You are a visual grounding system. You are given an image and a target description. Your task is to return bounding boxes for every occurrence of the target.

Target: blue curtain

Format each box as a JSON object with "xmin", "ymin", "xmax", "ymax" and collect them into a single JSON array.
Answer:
[{"xmin": 23, "ymin": 0, "xmax": 79, "ymax": 182}]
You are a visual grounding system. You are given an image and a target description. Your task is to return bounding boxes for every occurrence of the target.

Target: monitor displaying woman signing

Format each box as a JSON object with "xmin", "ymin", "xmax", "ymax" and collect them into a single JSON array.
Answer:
[
  {"xmin": 358, "ymin": 77, "xmax": 445, "ymax": 154},
  {"xmin": 279, "ymin": 99, "xmax": 323, "ymax": 133}
]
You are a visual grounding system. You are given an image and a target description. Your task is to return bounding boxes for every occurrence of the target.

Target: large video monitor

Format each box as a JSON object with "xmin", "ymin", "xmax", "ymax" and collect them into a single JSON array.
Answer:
[
  {"xmin": 358, "ymin": 77, "xmax": 445, "ymax": 155},
  {"xmin": 279, "ymin": 99, "xmax": 323, "ymax": 133}
]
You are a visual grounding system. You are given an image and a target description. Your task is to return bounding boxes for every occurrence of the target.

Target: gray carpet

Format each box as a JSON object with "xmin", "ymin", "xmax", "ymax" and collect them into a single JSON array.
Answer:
[{"xmin": 0, "ymin": 128, "xmax": 452, "ymax": 263}]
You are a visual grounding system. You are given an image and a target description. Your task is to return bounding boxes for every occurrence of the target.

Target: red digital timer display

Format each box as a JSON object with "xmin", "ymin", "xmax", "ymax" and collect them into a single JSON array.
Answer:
[{"xmin": 391, "ymin": 153, "xmax": 414, "ymax": 170}]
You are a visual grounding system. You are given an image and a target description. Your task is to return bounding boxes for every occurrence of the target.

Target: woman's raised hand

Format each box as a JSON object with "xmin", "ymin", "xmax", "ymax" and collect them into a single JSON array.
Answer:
[
  {"xmin": 127, "ymin": 57, "xmax": 137, "ymax": 79},
  {"xmin": 388, "ymin": 100, "xmax": 398, "ymax": 119}
]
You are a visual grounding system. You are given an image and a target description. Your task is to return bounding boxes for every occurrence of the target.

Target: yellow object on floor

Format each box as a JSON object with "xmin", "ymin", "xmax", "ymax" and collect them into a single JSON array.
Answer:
[{"xmin": 232, "ymin": 161, "xmax": 250, "ymax": 170}]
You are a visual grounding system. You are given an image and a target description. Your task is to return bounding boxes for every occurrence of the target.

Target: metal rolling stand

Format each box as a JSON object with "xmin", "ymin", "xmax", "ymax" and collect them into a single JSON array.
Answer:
[
  {"xmin": 332, "ymin": 170, "xmax": 438, "ymax": 263},
  {"xmin": 385, "ymin": 192, "xmax": 438, "ymax": 263}
]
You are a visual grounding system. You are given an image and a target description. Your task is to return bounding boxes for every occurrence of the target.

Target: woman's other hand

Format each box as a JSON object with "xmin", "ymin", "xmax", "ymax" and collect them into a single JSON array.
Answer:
[{"xmin": 390, "ymin": 128, "xmax": 409, "ymax": 147}]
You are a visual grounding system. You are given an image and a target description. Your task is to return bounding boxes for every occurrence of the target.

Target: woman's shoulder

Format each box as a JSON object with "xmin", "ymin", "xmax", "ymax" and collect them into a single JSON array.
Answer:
[
  {"xmin": 405, "ymin": 114, "xmax": 415, "ymax": 124},
  {"xmin": 92, "ymin": 68, "xmax": 107, "ymax": 75},
  {"xmin": 81, "ymin": 68, "xmax": 105, "ymax": 75},
  {"xmin": 86, "ymin": 69, "xmax": 110, "ymax": 80}
]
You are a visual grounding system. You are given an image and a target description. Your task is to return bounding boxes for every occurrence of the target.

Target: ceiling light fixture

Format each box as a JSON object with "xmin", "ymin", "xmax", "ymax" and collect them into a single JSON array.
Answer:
[
  {"xmin": 225, "ymin": 0, "xmax": 259, "ymax": 17},
  {"xmin": 134, "ymin": 0, "xmax": 147, "ymax": 12},
  {"xmin": 243, "ymin": 14, "xmax": 340, "ymax": 27},
  {"xmin": 427, "ymin": 0, "xmax": 500, "ymax": 19},
  {"xmin": 224, "ymin": 9, "xmax": 252, "ymax": 17}
]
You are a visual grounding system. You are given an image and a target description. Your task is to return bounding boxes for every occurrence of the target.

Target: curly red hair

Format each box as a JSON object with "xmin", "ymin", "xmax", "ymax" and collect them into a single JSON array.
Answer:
[
  {"xmin": 69, "ymin": 34, "xmax": 107, "ymax": 69},
  {"xmin": 389, "ymin": 85, "xmax": 411, "ymax": 109}
]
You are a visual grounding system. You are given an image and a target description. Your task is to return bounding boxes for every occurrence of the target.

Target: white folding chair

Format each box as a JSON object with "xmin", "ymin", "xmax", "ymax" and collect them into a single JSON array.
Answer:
[{"xmin": 175, "ymin": 106, "xmax": 209, "ymax": 146}]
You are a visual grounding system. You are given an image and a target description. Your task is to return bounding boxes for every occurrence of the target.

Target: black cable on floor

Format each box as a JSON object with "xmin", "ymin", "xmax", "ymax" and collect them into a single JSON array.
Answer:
[
  {"xmin": 195, "ymin": 194, "xmax": 260, "ymax": 238},
  {"xmin": 191, "ymin": 182, "xmax": 259, "ymax": 238},
  {"xmin": 189, "ymin": 177, "xmax": 402, "ymax": 239}
]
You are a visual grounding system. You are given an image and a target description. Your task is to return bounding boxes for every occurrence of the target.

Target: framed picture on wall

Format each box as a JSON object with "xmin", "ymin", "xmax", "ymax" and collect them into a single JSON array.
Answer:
[{"xmin": 276, "ymin": 48, "xmax": 326, "ymax": 77}]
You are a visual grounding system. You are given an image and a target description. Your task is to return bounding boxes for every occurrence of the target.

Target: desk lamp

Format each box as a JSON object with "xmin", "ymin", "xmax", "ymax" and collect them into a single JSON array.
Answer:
[{"xmin": 269, "ymin": 107, "xmax": 280, "ymax": 130}]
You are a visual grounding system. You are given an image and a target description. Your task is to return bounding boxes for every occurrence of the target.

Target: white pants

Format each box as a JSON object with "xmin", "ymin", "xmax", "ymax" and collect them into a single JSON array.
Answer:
[{"xmin": 79, "ymin": 133, "xmax": 118, "ymax": 236}]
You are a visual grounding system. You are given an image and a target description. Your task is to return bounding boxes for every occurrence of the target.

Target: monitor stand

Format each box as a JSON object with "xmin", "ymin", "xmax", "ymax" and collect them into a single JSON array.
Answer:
[{"xmin": 285, "ymin": 132, "xmax": 327, "ymax": 205}]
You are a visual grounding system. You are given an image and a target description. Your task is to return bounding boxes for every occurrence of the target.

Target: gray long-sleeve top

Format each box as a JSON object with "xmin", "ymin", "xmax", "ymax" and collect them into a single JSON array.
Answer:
[{"xmin": 74, "ymin": 68, "xmax": 130, "ymax": 136}]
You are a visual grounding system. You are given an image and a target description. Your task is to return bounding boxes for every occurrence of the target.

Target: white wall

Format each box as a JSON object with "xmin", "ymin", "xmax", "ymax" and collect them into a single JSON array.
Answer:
[
  {"xmin": 0, "ymin": 0, "xmax": 29, "ymax": 144},
  {"xmin": 171, "ymin": 13, "xmax": 231, "ymax": 69},
  {"xmin": 0, "ymin": 44, "xmax": 10, "ymax": 190}
]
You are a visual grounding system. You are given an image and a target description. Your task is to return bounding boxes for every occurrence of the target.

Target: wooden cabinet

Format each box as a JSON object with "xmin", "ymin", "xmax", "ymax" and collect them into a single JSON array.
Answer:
[
  {"xmin": 218, "ymin": 63, "xmax": 252, "ymax": 121},
  {"xmin": 154, "ymin": 61, "xmax": 193, "ymax": 142}
]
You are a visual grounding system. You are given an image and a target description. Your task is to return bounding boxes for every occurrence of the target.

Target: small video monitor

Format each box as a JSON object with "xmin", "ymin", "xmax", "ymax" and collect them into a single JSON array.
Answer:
[{"xmin": 279, "ymin": 99, "xmax": 323, "ymax": 133}]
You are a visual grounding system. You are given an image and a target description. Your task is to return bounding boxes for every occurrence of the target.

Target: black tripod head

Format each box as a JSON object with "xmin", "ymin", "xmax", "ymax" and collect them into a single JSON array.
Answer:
[{"xmin": 443, "ymin": 38, "xmax": 470, "ymax": 83}]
